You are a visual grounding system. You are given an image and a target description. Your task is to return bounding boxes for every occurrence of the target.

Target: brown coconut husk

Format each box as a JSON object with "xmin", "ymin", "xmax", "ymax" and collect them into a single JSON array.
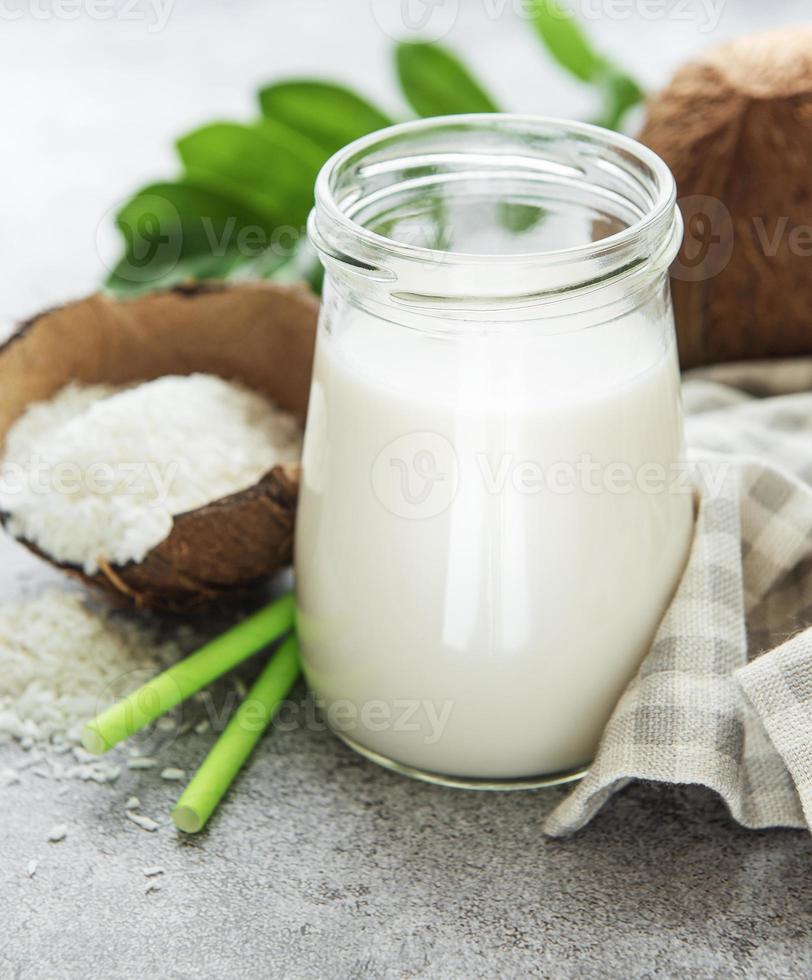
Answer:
[
  {"xmin": 0, "ymin": 281, "xmax": 319, "ymax": 611},
  {"xmin": 639, "ymin": 27, "xmax": 812, "ymax": 368}
]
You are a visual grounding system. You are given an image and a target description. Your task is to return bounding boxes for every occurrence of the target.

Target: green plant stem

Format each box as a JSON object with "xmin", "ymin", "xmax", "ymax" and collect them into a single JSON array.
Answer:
[
  {"xmin": 82, "ymin": 593, "xmax": 295, "ymax": 755},
  {"xmin": 172, "ymin": 635, "xmax": 301, "ymax": 833}
]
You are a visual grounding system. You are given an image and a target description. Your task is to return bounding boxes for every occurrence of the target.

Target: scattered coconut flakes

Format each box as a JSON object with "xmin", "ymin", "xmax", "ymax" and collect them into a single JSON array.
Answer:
[
  {"xmin": 160, "ymin": 768, "xmax": 185, "ymax": 782},
  {"xmin": 127, "ymin": 757, "xmax": 158, "ymax": 771},
  {"xmin": 0, "ymin": 374, "xmax": 302, "ymax": 574},
  {"xmin": 101, "ymin": 764, "xmax": 121, "ymax": 783},
  {"xmin": 143, "ymin": 866, "xmax": 165, "ymax": 877},
  {"xmin": 0, "ymin": 589, "xmax": 181, "ymax": 749},
  {"xmin": 47, "ymin": 824, "xmax": 67, "ymax": 843},
  {"xmin": 67, "ymin": 762, "xmax": 121, "ymax": 784},
  {"xmin": 0, "ymin": 766, "xmax": 19, "ymax": 787},
  {"xmin": 145, "ymin": 881, "xmax": 162, "ymax": 895},
  {"xmin": 126, "ymin": 812, "xmax": 159, "ymax": 833},
  {"xmin": 27, "ymin": 859, "xmax": 38, "ymax": 878},
  {"xmin": 125, "ymin": 796, "xmax": 141, "ymax": 810}
]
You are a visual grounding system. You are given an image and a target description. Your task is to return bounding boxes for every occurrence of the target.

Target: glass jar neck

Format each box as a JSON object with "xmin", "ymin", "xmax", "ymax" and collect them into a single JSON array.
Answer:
[{"xmin": 309, "ymin": 114, "xmax": 681, "ymax": 321}]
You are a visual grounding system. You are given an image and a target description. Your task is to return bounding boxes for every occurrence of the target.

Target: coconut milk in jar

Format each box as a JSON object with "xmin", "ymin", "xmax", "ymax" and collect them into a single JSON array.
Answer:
[{"xmin": 296, "ymin": 115, "xmax": 692, "ymax": 787}]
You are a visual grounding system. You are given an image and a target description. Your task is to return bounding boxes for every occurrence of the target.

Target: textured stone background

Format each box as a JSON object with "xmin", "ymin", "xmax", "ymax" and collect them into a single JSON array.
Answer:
[
  {"xmin": 3, "ymin": 2, "xmax": 812, "ymax": 977},
  {"xmin": 2, "ymin": 532, "xmax": 811, "ymax": 978}
]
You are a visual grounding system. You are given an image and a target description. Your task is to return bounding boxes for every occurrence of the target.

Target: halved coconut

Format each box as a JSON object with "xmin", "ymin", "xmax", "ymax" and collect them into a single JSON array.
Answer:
[
  {"xmin": 0, "ymin": 281, "xmax": 319, "ymax": 611},
  {"xmin": 640, "ymin": 27, "xmax": 812, "ymax": 367}
]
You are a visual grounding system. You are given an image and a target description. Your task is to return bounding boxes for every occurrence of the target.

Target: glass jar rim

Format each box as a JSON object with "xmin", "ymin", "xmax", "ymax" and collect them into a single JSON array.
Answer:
[{"xmin": 309, "ymin": 113, "xmax": 682, "ymax": 308}]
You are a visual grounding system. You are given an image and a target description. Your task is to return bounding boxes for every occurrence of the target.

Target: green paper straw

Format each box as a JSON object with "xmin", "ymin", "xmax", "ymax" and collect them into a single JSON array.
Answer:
[
  {"xmin": 82, "ymin": 593, "xmax": 295, "ymax": 755},
  {"xmin": 172, "ymin": 634, "xmax": 300, "ymax": 833}
]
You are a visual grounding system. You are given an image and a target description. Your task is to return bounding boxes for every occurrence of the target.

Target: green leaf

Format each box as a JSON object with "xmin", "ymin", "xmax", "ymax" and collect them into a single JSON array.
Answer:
[
  {"xmin": 395, "ymin": 42, "xmax": 499, "ymax": 118},
  {"xmin": 597, "ymin": 67, "xmax": 645, "ymax": 131},
  {"xmin": 176, "ymin": 120, "xmax": 325, "ymax": 227},
  {"xmin": 259, "ymin": 80, "xmax": 393, "ymax": 154},
  {"xmin": 106, "ymin": 253, "xmax": 248, "ymax": 297},
  {"xmin": 498, "ymin": 201, "xmax": 547, "ymax": 234},
  {"xmin": 528, "ymin": 0, "xmax": 643, "ymax": 129},
  {"xmin": 261, "ymin": 239, "xmax": 325, "ymax": 294},
  {"xmin": 529, "ymin": 0, "xmax": 605, "ymax": 82},
  {"xmin": 105, "ymin": 180, "xmax": 275, "ymax": 296}
]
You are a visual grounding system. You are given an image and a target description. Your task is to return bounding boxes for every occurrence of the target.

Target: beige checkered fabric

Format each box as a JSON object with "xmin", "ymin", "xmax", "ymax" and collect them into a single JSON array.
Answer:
[{"xmin": 545, "ymin": 359, "xmax": 812, "ymax": 837}]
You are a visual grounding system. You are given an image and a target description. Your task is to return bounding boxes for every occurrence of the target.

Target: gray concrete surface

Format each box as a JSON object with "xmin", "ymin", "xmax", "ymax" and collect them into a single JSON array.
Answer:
[
  {"xmin": 1, "ymin": 539, "xmax": 811, "ymax": 979},
  {"xmin": 4, "ymin": 4, "xmax": 812, "ymax": 977}
]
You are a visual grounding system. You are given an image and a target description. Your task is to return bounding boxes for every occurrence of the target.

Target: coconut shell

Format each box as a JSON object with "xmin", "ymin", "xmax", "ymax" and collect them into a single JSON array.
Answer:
[
  {"xmin": 0, "ymin": 281, "xmax": 319, "ymax": 611},
  {"xmin": 639, "ymin": 27, "xmax": 812, "ymax": 368}
]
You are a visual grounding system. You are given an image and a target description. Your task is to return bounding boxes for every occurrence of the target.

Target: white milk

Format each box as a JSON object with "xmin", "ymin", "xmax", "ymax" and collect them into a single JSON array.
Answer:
[{"xmin": 296, "ymin": 304, "xmax": 693, "ymax": 780}]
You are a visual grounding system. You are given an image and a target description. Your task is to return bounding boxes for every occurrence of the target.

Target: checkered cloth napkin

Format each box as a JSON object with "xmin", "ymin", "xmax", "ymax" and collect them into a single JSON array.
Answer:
[{"xmin": 545, "ymin": 359, "xmax": 812, "ymax": 837}]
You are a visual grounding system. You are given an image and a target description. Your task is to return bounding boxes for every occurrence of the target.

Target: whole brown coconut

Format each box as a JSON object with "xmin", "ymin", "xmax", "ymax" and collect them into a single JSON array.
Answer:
[
  {"xmin": 0, "ymin": 281, "xmax": 318, "ymax": 611},
  {"xmin": 640, "ymin": 27, "xmax": 812, "ymax": 368}
]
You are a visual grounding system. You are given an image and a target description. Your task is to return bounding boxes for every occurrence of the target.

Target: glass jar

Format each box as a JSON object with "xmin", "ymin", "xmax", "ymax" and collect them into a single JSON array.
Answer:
[{"xmin": 297, "ymin": 115, "xmax": 692, "ymax": 788}]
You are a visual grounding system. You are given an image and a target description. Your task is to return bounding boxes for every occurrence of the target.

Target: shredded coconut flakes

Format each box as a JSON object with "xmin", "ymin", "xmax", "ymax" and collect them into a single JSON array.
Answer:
[
  {"xmin": 0, "ymin": 589, "xmax": 179, "ymax": 747},
  {"xmin": 0, "ymin": 374, "xmax": 301, "ymax": 573},
  {"xmin": 160, "ymin": 768, "xmax": 185, "ymax": 782},
  {"xmin": 127, "ymin": 812, "xmax": 159, "ymax": 833}
]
